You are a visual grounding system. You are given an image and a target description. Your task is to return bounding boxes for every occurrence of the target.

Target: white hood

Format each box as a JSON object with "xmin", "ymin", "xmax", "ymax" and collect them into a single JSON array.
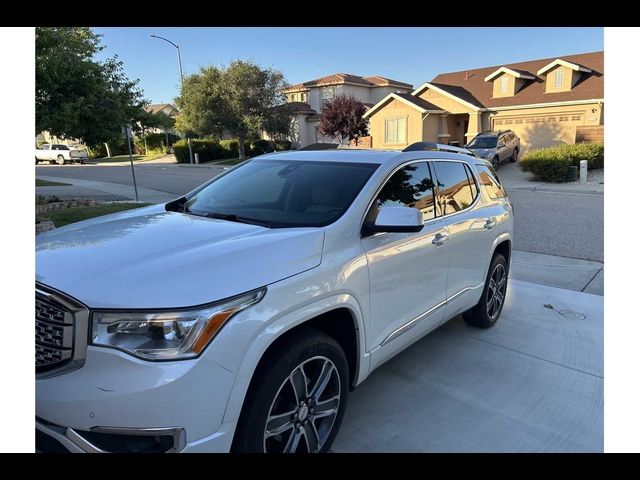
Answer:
[{"xmin": 36, "ymin": 205, "xmax": 325, "ymax": 309}]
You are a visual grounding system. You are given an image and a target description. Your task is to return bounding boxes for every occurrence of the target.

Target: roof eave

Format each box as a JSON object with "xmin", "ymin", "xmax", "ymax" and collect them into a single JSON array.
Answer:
[
  {"xmin": 411, "ymin": 82, "xmax": 485, "ymax": 111},
  {"xmin": 537, "ymin": 59, "xmax": 593, "ymax": 76},
  {"xmin": 484, "ymin": 67, "xmax": 536, "ymax": 82}
]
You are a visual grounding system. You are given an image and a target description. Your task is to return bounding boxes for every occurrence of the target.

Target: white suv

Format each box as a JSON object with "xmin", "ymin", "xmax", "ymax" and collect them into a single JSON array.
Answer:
[{"xmin": 36, "ymin": 143, "xmax": 513, "ymax": 453}]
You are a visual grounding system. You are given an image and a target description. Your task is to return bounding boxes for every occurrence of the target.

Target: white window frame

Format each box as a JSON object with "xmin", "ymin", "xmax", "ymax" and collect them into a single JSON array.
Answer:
[
  {"xmin": 384, "ymin": 116, "xmax": 407, "ymax": 145},
  {"xmin": 554, "ymin": 69, "xmax": 564, "ymax": 88},
  {"xmin": 499, "ymin": 76, "xmax": 509, "ymax": 94},
  {"xmin": 320, "ymin": 87, "xmax": 336, "ymax": 108}
]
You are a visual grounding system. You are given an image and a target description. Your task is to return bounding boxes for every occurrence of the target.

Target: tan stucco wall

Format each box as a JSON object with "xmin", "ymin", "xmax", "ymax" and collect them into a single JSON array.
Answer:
[
  {"xmin": 489, "ymin": 102, "xmax": 603, "ymax": 151},
  {"xmin": 416, "ymin": 89, "xmax": 475, "ymax": 114},
  {"xmin": 369, "ymin": 98, "xmax": 424, "ymax": 149}
]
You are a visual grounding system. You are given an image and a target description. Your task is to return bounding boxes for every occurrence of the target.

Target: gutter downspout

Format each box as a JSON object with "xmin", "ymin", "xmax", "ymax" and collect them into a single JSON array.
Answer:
[{"xmin": 421, "ymin": 113, "xmax": 431, "ymax": 142}]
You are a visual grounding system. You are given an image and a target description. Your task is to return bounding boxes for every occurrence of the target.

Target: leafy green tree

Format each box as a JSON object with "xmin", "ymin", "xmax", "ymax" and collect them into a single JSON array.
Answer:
[
  {"xmin": 36, "ymin": 27, "xmax": 147, "ymax": 148},
  {"xmin": 176, "ymin": 61, "xmax": 290, "ymax": 158}
]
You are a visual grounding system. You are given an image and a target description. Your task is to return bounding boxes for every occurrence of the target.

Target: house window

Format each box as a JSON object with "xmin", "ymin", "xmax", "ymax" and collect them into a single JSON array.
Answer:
[
  {"xmin": 571, "ymin": 115, "xmax": 582, "ymax": 121},
  {"xmin": 320, "ymin": 87, "xmax": 335, "ymax": 108},
  {"xmin": 554, "ymin": 69, "xmax": 564, "ymax": 88},
  {"xmin": 300, "ymin": 92, "xmax": 307, "ymax": 103},
  {"xmin": 515, "ymin": 119, "xmax": 523, "ymax": 124},
  {"xmin": 385, "ymin": 117, "xmax": 407, "ymax": 144},
  {"xmin": 559, "ymin": 116, "xmax": 569, "ymax": 122},
  {"xmin": 500, "ymin": 76, "xmax": 509, "ymax": 94}
]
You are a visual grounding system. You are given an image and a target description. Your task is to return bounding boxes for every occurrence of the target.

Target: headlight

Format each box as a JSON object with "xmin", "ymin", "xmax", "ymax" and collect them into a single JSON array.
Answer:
[{"xmin": 91, "ymin": 288, "xmax": 265, "ymax": 360}]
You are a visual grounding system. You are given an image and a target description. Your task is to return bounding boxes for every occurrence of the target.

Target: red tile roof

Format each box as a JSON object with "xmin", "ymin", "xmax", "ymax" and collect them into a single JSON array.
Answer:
[
  {"xmin": 426, "ymin": 51, "xmax": 603, "ymax": 109},
  {"xmin": 283, "ymin": 73, "xmax": 412, "ymax": 92}
]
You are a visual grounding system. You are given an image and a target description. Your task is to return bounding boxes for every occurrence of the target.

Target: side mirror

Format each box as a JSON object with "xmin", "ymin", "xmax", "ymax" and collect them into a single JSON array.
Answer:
[{"xmin": 363, "ymin": 206, "xmax": 423, "ymax": 235}]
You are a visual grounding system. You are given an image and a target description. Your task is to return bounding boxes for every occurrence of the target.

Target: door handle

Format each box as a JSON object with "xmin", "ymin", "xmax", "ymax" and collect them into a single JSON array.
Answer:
[
  {"xmin": 484, "ymin": 218, "xmax": 497, "ymax": 230},
  {"xmin": 432, "ymin": 232, "xmax": 448, "ymax": 246}
]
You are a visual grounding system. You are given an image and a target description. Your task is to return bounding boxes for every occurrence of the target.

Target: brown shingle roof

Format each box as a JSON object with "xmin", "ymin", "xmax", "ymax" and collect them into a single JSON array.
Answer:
[
  {"xmin": 282, "ymin": 102, "xmax": 316, "ymax": 114},
  {"xmin": 282, "ymin": 82, "xmax": 310, "ymax": 93},
  {"xmin": 426, "ymin": 51, "xmax": 603, "ymax": 109}
]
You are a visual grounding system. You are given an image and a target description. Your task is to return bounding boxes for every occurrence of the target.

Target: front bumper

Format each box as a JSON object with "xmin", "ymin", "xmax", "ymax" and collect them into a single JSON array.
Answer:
[{"xmin": 36, "ymin": 345, "xmax": 237, "ymax": 452}]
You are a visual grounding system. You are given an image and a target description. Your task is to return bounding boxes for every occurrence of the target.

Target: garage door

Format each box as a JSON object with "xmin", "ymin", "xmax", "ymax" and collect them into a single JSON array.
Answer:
[{"xmin": 492, "ymin": 112, "xmax": 586, "ymax": 151}]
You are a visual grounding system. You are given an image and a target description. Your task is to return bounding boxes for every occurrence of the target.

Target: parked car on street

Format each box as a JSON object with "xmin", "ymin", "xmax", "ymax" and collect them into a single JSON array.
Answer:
[
  {"xmin": 35, "ymin": 143, "xmax": 88, "ymax": 165},
  {"xmin": 465, "ymin": 130, "xmax": 520, "ymax": 169},
  {"xmin": 36, "ymin": 143, "xmax": 513, "ymax": 453}
]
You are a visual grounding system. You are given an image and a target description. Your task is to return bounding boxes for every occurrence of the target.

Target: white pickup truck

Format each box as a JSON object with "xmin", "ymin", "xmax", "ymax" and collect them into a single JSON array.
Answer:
[{"xmin": 35, "ymin": 143, "xmax": 88, "ymax": 165}]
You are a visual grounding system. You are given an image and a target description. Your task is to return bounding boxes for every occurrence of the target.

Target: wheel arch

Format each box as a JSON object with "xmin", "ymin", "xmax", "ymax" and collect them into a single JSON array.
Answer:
[{"xmin": 222, "ymin": 295, "xmax": 367, "ymax": 425}]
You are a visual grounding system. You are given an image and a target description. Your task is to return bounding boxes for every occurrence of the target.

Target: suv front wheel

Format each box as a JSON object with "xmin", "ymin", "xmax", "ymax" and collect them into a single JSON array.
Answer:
[
  {"xmin": 232, "ymin": 328, "xmax": 349, "ymax": 453},
  {"xmin": 492, "ymin": 155, "xmax": 500, "ymax": 170},
  {"xmin": 463, "ymin": 253, "xmax": 508, "ymax": 328}
]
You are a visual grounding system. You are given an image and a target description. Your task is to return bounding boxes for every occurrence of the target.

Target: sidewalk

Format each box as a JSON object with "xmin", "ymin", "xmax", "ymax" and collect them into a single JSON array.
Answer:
[
  {"xmin": 36, "ymin": 176, "xmax": 175, "ymax": 204},
  {"xmin": 499, "ymin": 162, "xmax": 604, "ymax": 194},
  {"xmin": 87, "ymin": 154, "xmax": 177, "ymax": 166}
]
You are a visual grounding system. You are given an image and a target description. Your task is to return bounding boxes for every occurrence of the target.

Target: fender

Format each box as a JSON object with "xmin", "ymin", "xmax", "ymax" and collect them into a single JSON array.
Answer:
[
  {"xmin": 491, "ymin": 232, "xmax": 512, "ymax": 268},
  {"xmin": 221, "ymin": 292, "xmax": 368, "ymax": 424}
]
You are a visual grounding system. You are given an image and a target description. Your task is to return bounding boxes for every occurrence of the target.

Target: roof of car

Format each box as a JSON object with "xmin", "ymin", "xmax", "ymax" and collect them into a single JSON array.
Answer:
[{"xmin": 256, "ymin": 148, "xmax": 485, "ymax": 167}]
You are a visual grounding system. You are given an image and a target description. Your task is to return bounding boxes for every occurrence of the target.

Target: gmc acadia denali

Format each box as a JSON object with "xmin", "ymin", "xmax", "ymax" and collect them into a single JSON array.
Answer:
[{"xmin": 36, "ymin": 143, "xmax": 513, "ymax": 453}]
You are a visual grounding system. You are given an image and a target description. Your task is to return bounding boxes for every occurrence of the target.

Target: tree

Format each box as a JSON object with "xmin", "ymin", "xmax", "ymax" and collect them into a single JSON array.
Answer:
[
  {"xmin": 36, "ymin": 27, "xmax": 147, "ymax": 148},
  {"xmin": 318, "ymin": 95, "xmax": 369, "ymax": 145},
  {"xmin": 175, "ymin": 61, "xmax": 290, "ymax": 159}
]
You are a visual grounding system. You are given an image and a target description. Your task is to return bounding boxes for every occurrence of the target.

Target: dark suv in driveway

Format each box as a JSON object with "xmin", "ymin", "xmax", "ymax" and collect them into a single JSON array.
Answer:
[{"xmin": 466, "ymin": 130, "xmax": 520, "ymax": 169}]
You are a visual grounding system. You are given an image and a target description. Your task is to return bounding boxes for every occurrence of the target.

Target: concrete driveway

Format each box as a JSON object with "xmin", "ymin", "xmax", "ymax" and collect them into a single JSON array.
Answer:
[{"xmin": 332, "ymin": 279, "xmax": 603, "ymax": 452}]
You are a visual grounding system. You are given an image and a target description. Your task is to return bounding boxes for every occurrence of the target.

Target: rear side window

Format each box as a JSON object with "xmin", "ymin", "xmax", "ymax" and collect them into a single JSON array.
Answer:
[
  {"xmin": 432, "ymin": 161, "xmax": 477, "ymax": 216},
  {"xmin": 374, "ymin": 162, "xmax": 436, "ymax": 222},
  {"xmin": 476, "ymin": 164, "xmax": 507, "ymax": 199}
]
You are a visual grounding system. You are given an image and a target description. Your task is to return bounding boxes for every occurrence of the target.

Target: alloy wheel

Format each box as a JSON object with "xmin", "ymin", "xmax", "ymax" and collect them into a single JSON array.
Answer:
[
  {"xmin": 263, "ymin": 356, "xmax": 341, "ymax": 453},
  {"xmin": 492, "ymin": 156, "xmax": 500, "ymax": 169},
  {"xmin": 486, "ymin": 263, "xmax": 506, "ymax": 320}
]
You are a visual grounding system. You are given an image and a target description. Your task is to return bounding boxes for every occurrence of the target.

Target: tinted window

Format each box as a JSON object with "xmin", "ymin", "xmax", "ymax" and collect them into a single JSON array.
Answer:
[
  {"xmin": 467, "ymin": 136, "xmax": 497, "ymax": 149},
  {"xmin": 186, "ymin": 160, "xmax": 378, "ymax": 228},
  {"xmin": 432, "ymin": 161, "xmax": 477, "ymax": 216},
  {"xmin": 53, "ymin": 144, "xmax": 69, "ymax": 150},
  {"xmin": 476, "ymin": 164, "xmax": 507, "ymax": 199},
  {"xmin": 465, "ymin": 164, "xmax": 478, "ymax": 200},
  {"xmin": 373, "ymin": 162, "xmax": 436, "ymax": 222}
]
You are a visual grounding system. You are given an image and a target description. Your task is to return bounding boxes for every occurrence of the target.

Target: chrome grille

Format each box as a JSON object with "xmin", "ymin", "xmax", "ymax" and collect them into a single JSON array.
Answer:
[{"xmin": 35, "ymin": 295, "xmax": 74, "ymax": 372}]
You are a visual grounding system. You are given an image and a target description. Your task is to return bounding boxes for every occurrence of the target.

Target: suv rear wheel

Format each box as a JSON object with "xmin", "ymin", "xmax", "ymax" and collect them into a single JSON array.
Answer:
[
  {"xmin": 463, "ymin": 253, "xmax": 508, "ymax": 328},
  {"xmin": 232, "ymin": 328, "xmax": 349, "ymax": 453},
  {"xmin": 57, "ymin": 155, "xmax": 65, "ymax": 166},
  {"xmin": 510, "ymin": 148, "xmax": 519, "ymax": 163}
]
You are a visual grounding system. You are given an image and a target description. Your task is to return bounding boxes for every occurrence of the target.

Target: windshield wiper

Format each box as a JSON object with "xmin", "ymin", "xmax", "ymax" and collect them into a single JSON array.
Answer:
[{"xmin": 205, "ymin": 212, "xmax": 272, "ymax": 228}]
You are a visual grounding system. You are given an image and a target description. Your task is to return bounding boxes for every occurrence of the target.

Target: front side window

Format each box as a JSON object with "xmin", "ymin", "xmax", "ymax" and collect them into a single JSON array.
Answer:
[
  {"xmin": 554, "ymin": 69, "xmax": 564, "ymax": 88},
  {"xmin": 476, "ymin": 164, "xmax": 507, "ymax": 199},
  {"xmin": 40, "ymin": 144, "xmax": 50, "ymax": 151},
  {"xmin": 500, "ymin": 75, "xmax": 509, "ymax": 94},
  {"xmin": 185, "ymin": 160, "xmax": 378, "ymax": 228},
  {"xmin": 320, "ymin": 87, "xmax": 335, "ymax": 108},
  {"xmin": 372, "ymin": 162, "xmax": 436, "ymax": 222},
  {"xmin": 384, "ymin": 117, "xmax": 407, "ymax": 144},
  {"xmin": 432, "ymin": 161, "xmax": 477, "ymax": 216}
]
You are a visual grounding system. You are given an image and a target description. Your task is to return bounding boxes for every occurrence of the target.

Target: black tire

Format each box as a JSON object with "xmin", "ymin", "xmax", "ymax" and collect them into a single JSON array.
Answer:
[
  {"xmin": 510, "ymin": 148, "xmax": 519, "ymax": 163},
  {"xmin": 492, "ymin": 155, "xmax": 500, "ymax": 170},
  {"xmin": 35, "ymin": 157, "xmax": 39, "ymax": 165},
  {"xmin": 463, "ymin": 253, "xmax": 508, "ymax": 329},
  {"xmin": 232, "ymin": 328, "xmax": 349, "ymax": 453},
  {"xmin": 57, "ymin": 155, "xmax": 65, "ymax": 166}
]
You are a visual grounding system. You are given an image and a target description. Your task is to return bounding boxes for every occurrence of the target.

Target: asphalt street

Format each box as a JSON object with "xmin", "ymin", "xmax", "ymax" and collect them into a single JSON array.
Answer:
[{"xmin": 36, "ymin": 162, "xmax": 604, "ymax": 263}]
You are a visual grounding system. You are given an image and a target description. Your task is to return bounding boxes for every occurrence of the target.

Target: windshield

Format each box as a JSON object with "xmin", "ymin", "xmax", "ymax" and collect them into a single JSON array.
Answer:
[
  {"xmin": 467, "ymin": 137, "xmax": 497, "ymax": 149},
  {"xmin": 184, "ymin": 160, "xmax": 379, "ymax": 228}
]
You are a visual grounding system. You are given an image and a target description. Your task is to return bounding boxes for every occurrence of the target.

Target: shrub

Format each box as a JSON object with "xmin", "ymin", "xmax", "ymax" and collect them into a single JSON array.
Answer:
[
  {"xmin": 173, "ymin": 139, "xmax": 224, "ymax": 164},
  {"xmin": 250, "ymin": 139, "xmax": 275, "ymax": 156},
  {"xmin": 273, "ymin": 140, "xmax": 292, "ymax": 151},
  {"xmin": 133, "ymin": 132, "xmax": 181, "ymax": 156},
  {"xmin": 220, "ymin": 140, "xmax": 239, "ymax": 158},
  {"xmin": 520, "ymin": 142, "xmax": 604, "ymax": 182}
]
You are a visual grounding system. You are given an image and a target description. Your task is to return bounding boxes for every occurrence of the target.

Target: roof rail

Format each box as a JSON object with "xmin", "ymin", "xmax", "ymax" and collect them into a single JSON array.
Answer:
[
  {"xmin": 402, "ymin": 142, "xmax": 477, "ymax": 157},
  {"xmin": 298, "ymin": 143, "xmax": 340, "ymax": 151}
]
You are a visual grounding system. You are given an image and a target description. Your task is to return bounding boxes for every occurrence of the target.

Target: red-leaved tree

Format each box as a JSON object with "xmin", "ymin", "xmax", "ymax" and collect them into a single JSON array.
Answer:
[{"xmin": 318, "ymin": 94, "xmax": 369, "ymax": 145}]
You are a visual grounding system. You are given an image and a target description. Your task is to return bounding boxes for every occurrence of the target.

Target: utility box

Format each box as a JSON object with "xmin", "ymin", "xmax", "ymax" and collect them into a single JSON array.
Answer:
[{"xmin": 580, "ymin": 160, "xmax": 588, "ymax": 183}]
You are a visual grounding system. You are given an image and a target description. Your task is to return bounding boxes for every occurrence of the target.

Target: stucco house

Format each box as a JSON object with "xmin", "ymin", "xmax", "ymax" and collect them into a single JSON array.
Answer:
[
  {"xmin": 364, "ymin": 51, "xmax": 604, "ymax": 151},
  {"xmin": 144, "ymin": 103, "xmax": 181, "ymax": 137},
  {"xmin": 281, "ymin": 73, "xmax": 413, "ymax": 148}
]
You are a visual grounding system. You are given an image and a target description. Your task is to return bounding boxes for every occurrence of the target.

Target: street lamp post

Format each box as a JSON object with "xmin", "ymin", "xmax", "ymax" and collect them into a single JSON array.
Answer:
[{"xmin": 150, "ymin": 34, "xmax": 193, "ymax": 164}]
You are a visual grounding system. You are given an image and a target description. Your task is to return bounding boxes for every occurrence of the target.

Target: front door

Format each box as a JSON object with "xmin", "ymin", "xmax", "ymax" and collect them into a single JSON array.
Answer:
[{"xmin": 361, "ymin": 161, "xmax": 449, "ymax": 369}]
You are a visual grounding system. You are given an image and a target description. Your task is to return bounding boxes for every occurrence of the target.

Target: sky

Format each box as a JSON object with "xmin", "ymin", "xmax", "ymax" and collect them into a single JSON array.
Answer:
[{"xmin": 93, "ymin": 27, "xmax": 604, "ymax": 105}]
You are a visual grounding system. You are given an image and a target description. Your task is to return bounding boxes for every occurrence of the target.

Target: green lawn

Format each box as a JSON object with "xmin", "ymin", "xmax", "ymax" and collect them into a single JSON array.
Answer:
[
  {"xmin": 93, "ymin": 154, "xmax": 166, "ymax": 163},
  {"xmin": 36, "ymin": 179, "xmax": 71, "ymax": 187},
  {"xmin": 47, "ymin": 203, "xmax": 152, "ymax": 227}
]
